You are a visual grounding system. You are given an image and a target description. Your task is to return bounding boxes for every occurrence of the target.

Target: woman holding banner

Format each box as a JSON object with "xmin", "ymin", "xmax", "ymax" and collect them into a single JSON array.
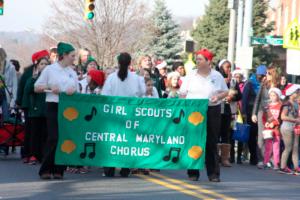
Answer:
[
  {"xmin": 180, "ymin": 49, "xmax": 228, "ymax": 182},
  {"xmin": 102, "ymin": 52, "xmax": 146, "ymax": 177},
  {"xmin": 35, "ymin": 42, "xmax": 79, "ymax": 180}
]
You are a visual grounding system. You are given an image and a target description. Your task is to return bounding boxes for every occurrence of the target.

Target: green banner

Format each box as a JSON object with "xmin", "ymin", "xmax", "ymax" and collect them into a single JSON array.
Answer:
[{"xmin": 55, "ymin": 94, "xmax": 208, "ymax": 170}]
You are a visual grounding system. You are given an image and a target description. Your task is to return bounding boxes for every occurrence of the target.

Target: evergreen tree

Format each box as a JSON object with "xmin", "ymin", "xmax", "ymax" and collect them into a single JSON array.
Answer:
[
  {"xmin": 192, "ymin": 0, "xmax": 230, "ymax": 63},
  {"xmin": 192, "ymin": 0, "xmax": 276, "ymax": 67},
  {"xmin": 146, "ymin": 0, "xmax": 182, "ymax": 62},
  {"xmin": 252, "ymin": 0, "xmax": 276, "ymax": 67}
]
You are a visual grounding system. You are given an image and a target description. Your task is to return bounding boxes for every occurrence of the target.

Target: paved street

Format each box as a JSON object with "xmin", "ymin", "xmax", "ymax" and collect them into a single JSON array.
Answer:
[{"xmin": 1, "ymin": 152, "xmax": 299, "ymax": 200}]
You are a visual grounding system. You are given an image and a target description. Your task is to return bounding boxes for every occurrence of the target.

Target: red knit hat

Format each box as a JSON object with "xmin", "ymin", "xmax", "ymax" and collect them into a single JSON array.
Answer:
[
  {"xmin": 32, "ymin": 50, "xmax": 50, "ymax": 63},
  {"xmin": 195, "ymin": 49, "xmax": 214, "ymax": 61},
  {"xmin": 88, "ymin": 70, "xmax": 105, "ymax": 86}
]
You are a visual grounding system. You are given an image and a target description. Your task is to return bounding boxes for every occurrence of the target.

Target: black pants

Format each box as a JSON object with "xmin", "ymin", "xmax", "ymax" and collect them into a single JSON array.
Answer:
[
  {"xmin": 187, "ymin": 105, "xmax": 221, "ymax": 179},
  {"xmin": 103, "ymin": 167, "xmax": 130, "ymax": 177},
  {"xmin": 30, "ymin": 117, "xmax": 47, "ymax": 161},
  {"xmin": 39, "ymin": 103, "xmax": 65, "ymax": 176},
  {"xmin": 22, "ymin": 109, "xmax": 31, "ymax": 158},
  {"xmin": 247, "ymin": 114, "xmax": 258, "ymax": 164},
  {"xmin": 219, "ymin": 114, "xmax": 231, "ymax": 143},
  {"xmin": 230, "ymin": 140, "xmax": 243, "ymax": 161}
]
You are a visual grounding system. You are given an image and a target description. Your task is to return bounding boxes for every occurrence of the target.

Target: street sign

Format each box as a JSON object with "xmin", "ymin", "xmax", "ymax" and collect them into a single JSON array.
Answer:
[
  {"xmin": 283, "ymin": 19, "xmax": 300, "ymax": 50},
  {"xmin": 251, "ymin": 37, "xmax": 267, "ymax": 45},
  {"xmin": 251, "ymin": 36, "xmax": 283, "ymax": 46},
  {"xmin": 270, "ymin": 38, "xmax": 284, "ymax": 45}
]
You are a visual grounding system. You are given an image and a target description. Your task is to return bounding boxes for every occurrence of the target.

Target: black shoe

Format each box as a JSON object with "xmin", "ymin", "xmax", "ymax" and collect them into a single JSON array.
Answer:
[
  {"xmin": 142, "ymin": 169, "xmax": 150, "ymax": 175},
  {"xmin": 104, "ymin": 167, "xmax": 115, "ymax": 177},
  {"xmin": 188, "ymin": 176, "xmax": 199, "ymax": 181},
  {"xmin": 53, "ymin": 174, "xmax": 64, "ymax": 180},
  {"xmin": 250, "ymin": 158, "xmax": 258, "ymax": 165},
  {"xmin": 120, "ymin": 168, "xmax": 130, "ymax": 177},
  {"xmin": 40, "ymin": 173, "xmax": 51, "ymax": 180},
  {"xmin": 209, "ymin": 176, "xmax": 221, "ymax": 182},
  {"xmin": 230, "ymin": 157, "xmax": 235, "ymax": 164},
  {"xmin": 237, "ymin": 159, "xmax": 242, "ymax": 164},
  {"xmin": 150, "ymin": 169, "xmax": 160, "ymax": 172},
  {"xmin": 131, "ymin": 169, "xmax": 139, "ymax": 175}
]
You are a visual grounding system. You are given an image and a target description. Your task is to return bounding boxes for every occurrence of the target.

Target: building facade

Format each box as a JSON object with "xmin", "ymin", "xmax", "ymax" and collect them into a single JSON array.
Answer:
[{"xmin": 267, "ymin": 0, "xmax": 300, "ymax": 36}]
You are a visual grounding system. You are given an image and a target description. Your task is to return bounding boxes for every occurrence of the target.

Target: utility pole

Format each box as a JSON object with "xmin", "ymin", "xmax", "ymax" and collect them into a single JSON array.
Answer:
[
  {"xmin": 227, "ymin": 0, "xmax": 237, "ymax": 67},
  {"xmin": 236, "ymin": 0, "xmax": 244, "ymax": 50},
  {"xmin": 241, "ymin": 0, "xmax": 253, "ymax": 78},
  {"xmin": 242, "ymin": 0, "xmax": 253, "ymax": 47}
]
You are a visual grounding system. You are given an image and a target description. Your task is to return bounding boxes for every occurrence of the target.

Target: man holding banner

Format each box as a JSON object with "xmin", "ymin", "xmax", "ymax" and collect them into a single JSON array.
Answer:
[{"xmin": 180, "ymin": 49, "xmax": 229, "ymax": 182}]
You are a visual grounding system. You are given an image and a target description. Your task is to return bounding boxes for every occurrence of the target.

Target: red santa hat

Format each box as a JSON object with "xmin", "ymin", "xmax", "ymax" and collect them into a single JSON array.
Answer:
[
  {"xmin": 88, "ymin": 69, "xmax": 105, "ymax": 86},
  {"xmin": 32, "ymin": 50, "xmax": 49, "ymax": 64},
  {"xmin": 268, "ymin": 87, "xmax": 283, "ymax": 99},
  {"xmin": 195, "ymin": 48, "xmax": 214, "ymax": 61},
  {"xmin": 232, "ymin": 67, "xmax": 244, "ymax": 77},
  {"xmin": 285, "ymin": 84, "xmax": 300, "ymax": 96},
  {"xmin": 156, "ymin": 61, "xmax": 168, "ymax": 70},
  {"xmin": 281, "ymin": 83, "xmax": 293, "ymax": 96}
]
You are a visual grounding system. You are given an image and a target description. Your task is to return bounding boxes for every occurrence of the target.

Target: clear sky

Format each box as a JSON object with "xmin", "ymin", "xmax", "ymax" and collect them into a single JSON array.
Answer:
[{"xmin": 0, "ymin": 0, "xmax": 208, "ymax": 32}]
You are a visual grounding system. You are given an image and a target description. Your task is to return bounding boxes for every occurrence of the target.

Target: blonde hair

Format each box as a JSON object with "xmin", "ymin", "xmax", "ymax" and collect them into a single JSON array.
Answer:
[
  {"xmin": 77, "ymin": 48, "xmax": 90, "ymax": 66},
  {"xmin": 138, "ymin": 55, "xmax": 151, "ymax": 68},
  {"xmin": 167, "ymin": 71, "xmax": 180, "ymax": 89}
]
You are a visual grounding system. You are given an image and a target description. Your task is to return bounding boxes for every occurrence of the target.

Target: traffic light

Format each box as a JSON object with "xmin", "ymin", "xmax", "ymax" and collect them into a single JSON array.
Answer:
[
  {"xmin": 84, "ymin": 0, "xmax": 95, "ymax": 20},
  {"xmin": 0, "ymin": 0, "xmax": 4, "ymax": 16}
]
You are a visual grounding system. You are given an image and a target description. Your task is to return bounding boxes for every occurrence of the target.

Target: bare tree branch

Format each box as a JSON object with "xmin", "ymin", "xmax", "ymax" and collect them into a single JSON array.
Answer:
[{"xmin": 43, "ymin": 0, "xmax": 151, "ymax": 67}]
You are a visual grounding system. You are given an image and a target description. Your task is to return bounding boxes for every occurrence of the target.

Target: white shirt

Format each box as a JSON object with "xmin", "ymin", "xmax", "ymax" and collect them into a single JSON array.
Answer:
[
  {"xmin": 34, "ymin": 62, "xmax": 79, "ymax": 103},
  {"xmin": 79, "ymin": 77, "xmax": 88, "ymax": 94},
  {"xmin": 102, "ymin": 71, "xmax": 146, "ymax": 97},
  {"xmin": 143, "ymin": 87, "xmax": 159, "ymax": 98},
  {"xmin": 180, "ymin": 69, "xmax": 228, "ymax": 106}
]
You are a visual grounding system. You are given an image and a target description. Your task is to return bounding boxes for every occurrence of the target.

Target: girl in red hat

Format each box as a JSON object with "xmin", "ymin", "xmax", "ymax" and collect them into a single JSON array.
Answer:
[
  {"xmin": 17, "ymin": 50, "xmax": 49, "ymax": 163},
  {"xmin": 67, "ymin": 69, "xmax": 105, "ymax": 174},
  {"xmin": 85, "ymin": 69, "xmax": 105, "ymax": 94},
  {"xmin": 23, "ymin": 52, "xmax": 50, "ymax": 165},
  {"xmin": 280, "ymin": 84, "xmax": 300, "ymax": 175}
]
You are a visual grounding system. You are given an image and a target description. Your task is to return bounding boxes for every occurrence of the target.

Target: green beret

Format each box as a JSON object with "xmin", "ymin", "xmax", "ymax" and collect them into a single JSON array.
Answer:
[
  {"xmin": 84, "ymin": 56, "xmax": 99, "ymax": 72},
  {"xmin": 57, "ymin": 42, "xmax": 75, "ymax": 56},
  {"xmin": 87, "ymin": 56, "xmax": 96, "ymax": 63}
]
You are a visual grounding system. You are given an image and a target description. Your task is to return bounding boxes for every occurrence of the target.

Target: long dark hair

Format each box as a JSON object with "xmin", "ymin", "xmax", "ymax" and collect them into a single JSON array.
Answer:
[
  {"xmin": 10, "ymin": 59, "xmax": 21, "ymax": 72},
  {"xmin": 117, "ymin": 52, "xmax": 131, "ymax": 81},
  {"xmin": 263, "ymin": 64, "xmax": 281, "ymax": 88},
  {"xmin": 34, "ymin": 58, "xmax": 50, "ymax": 70},
  {"xmin": 218, "ymin": 61, "xmax": 231, "ymax": 78}
]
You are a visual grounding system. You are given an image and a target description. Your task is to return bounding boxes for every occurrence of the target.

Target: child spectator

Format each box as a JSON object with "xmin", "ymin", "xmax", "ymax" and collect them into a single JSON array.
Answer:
[
  {"xmin": 280, "ymin": 84, "xmax": 300, "ymax": 175},
  {"xmin": 144, "ymin": 78, "xmax": 159, "ymax": 98},
  {"xmin": 163, "ymin": 72, "xmax": 180, "ymax": 98},
  {"xmin": 262, "ymin": 88, "xmax": 282, "ymax": 170}
]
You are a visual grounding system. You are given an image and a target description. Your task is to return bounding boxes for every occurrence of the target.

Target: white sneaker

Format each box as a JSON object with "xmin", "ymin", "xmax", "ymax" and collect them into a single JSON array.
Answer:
[
  {"xmin": 257, "ymin": 161, "xmax": 264, "ymax": 169},
  {"xmin": 267, "ymin": 162, "xmax": 272, "ymax": 168}
]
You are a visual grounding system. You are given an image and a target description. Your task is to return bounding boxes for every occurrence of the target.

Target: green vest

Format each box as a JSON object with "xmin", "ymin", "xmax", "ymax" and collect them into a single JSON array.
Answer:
[
  {"xmin": 24, "ymin": 77, "xmax": 46, "ymax": 118},
  {"xmin": 17, "ymin": 66, "xmax": 33, "ymax": 108}
]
